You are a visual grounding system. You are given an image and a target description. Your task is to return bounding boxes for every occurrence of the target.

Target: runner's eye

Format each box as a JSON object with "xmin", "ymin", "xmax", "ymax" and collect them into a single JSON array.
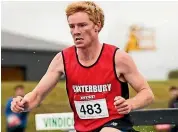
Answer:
[
  {"xmin": 78, "ymin": 23, "xmax": 87, "ymax": 27},
  {"xmin": 69, "ymin": 25, "xmax": 75, "ymax": 29}
]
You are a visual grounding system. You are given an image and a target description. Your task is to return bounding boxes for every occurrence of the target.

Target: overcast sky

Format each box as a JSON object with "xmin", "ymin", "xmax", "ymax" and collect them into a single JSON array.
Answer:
[{"xmin": 1, "ymin": 1, "xmax": 178, "ymax": 80}]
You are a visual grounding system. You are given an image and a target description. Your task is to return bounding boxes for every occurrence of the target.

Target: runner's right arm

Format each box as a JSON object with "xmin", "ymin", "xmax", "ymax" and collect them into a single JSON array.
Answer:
[{"xmin": 11, "ymin": 52, "xmax": 64, "ymax": 113}]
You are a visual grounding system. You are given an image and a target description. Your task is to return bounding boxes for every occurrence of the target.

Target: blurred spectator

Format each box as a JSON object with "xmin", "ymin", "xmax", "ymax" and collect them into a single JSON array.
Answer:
[
  {"xmin": 155, "ymin": 86, "xmax": 178, "ymax": 132},
  {"xmin": 125, "ymin": 25, "xmax": 156, "ymax": 53},
  {"xmin": 5, "ymin": 85, "xmax": 29, "ymax": 132},
  {"xmin": 168, "ymin": 86, "xmax": 178, "ymax": 132},
  {"xmin": 168, "ymin": 86, "xmax": 178, "ymax": 108},
  {"xmin": 125, "ymin": 25, "xmax": 140, "ymax": 53}
]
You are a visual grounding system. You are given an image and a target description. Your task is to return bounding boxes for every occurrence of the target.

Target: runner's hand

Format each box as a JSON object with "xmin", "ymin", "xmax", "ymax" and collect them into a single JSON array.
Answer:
[{"xmin": 114, "ymin": 96, "xmax": 132, "ymax": 114}]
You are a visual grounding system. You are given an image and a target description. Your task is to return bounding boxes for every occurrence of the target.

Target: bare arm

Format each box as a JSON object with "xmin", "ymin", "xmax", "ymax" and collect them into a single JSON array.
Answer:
[
  {"xmin": 115, "ymin": 50, "xmax": 154, "ymax": 110},
  {"xmin": 11, "ymin": 52, "xmax": 64, "ymax": 112},
  {"xmin": 31, "ymin": 52, "xmax": 64, "ymax": 104}
]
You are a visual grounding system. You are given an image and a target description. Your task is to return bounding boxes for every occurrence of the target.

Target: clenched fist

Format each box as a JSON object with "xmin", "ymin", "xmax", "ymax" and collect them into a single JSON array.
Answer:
[
  {"xmin": 114, "ymin": 96, "xmax": 132, "ymax": 115},
  {"xmin": 11, "ymin": 96, "xmax": 28, "ymax": 113}
]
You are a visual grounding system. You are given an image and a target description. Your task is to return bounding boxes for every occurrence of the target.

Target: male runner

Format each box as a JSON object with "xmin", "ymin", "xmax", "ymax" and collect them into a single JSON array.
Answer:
[{"xmin": 11, "ymin": 1, "xmax": 154, "ymax": 132}]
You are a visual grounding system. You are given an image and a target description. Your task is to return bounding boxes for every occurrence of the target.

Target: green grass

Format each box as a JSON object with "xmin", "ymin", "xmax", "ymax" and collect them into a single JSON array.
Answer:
[{"xmin": 1, "ymin": 79, "xmax": 178, "ymax": 132}]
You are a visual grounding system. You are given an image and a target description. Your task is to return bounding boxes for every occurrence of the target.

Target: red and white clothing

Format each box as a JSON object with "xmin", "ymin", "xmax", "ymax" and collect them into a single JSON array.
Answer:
[{"xmin": 62, "ymin": 43, "xmax": 129, "ymax": 131}]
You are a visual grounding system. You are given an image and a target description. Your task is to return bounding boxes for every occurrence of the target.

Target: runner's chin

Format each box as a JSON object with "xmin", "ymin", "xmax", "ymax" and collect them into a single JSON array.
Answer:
[{"xmin": 75, "ymin": 40, "xmax": 85, "ymax": 48}]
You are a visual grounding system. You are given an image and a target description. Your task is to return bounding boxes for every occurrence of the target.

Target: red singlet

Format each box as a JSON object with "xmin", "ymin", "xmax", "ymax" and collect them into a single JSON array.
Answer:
[{"xmin": 62, "ymin": 43, "xmax": 129, "ymax": 131}]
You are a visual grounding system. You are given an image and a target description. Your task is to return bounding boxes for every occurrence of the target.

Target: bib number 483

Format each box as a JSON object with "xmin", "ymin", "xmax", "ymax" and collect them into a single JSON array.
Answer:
[
  {"xmin": 74, "ymin": 99, "xmax": 109, "ymax": 119},
  {"xmin": 80, "ymin": 103, "xmax": 102, "ymax": 115}
]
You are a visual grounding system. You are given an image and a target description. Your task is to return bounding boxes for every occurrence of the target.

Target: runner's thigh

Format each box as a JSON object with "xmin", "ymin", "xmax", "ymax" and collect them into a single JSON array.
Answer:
[{"xmin": 100, "ymin": 127, "xmax": 121, "ymax": 132}]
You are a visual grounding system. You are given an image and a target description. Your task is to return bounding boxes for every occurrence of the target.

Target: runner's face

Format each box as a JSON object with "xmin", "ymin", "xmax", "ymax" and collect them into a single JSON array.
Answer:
[{"xmin": 68, "ymin": 12, "xmax": 98, "ymax": 48}]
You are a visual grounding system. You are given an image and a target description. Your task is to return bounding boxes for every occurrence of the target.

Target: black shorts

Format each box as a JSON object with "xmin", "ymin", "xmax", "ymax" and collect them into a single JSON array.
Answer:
[{"xmin": 77, "ymin": 115, "xmax": 139, "ymax": 132}]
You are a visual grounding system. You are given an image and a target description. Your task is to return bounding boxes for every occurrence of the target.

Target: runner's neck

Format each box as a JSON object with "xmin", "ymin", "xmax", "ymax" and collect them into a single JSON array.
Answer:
[{"xmin": 77, "ymin": 42, "xmax": 102, "ymax": 62}]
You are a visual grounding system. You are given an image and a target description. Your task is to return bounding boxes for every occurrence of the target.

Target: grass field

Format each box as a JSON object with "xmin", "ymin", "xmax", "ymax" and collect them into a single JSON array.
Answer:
[{"xmin": 1, "ymin": 79, "xmax": 178, "ymax": 132}]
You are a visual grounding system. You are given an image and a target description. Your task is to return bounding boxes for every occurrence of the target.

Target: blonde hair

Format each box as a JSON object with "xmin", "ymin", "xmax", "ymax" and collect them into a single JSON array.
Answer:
[{"xmin": 65, "ymin": 1, "xmax": 104, "ymax": 32}]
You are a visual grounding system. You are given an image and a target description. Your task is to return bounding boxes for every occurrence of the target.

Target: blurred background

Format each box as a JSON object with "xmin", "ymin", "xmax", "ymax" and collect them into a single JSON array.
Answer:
[{"xmin": 1, "ymin": 1, "xmax": 178, "ymax": 132}]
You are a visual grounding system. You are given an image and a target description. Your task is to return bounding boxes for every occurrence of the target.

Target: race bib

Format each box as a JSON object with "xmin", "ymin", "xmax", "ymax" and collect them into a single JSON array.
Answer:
[{"xmin": 74, "ymin": 95, "xmax": 109, "ymax": 119}]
